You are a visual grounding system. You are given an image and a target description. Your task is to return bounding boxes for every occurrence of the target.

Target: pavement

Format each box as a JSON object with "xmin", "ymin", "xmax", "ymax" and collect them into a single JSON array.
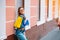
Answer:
[{"xmin": 40, "ymin": 27, "xmax": 60, "ymax": 40}]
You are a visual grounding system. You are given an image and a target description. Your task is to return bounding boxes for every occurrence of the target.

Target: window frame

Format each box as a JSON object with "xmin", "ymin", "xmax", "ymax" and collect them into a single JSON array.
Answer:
[{"xmin": 37, "ymin": 0, "xmax": 49, "ymax": 26}]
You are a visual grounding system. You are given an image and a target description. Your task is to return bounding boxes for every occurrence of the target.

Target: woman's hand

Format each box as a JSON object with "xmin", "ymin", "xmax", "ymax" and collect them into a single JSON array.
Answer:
[{"xmin": 22, "ymin": 28, "xmax": 25, "ymax": 30}]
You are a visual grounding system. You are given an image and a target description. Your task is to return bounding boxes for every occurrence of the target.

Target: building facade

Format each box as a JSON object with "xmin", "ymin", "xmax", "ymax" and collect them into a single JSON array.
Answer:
[{"xmin": 0, "ymin": 0, "xmax": 60, "ymax": 40}]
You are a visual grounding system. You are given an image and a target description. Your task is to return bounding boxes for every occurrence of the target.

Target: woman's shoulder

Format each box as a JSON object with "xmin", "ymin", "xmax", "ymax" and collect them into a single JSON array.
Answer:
[
  {"xmin": 17, "ymin": 16, "xmax": 23, "ymax": 20},
  {"xmin": 20, "ymin": 15, "xmax": 24, "ymax": 17},
  {"xmin": 18, "ymin": 15, "xmax": 23, "ymax": 18},
  {"xmin": 20, "ymin": 15, "xmax": 26, "ymax": 20}
]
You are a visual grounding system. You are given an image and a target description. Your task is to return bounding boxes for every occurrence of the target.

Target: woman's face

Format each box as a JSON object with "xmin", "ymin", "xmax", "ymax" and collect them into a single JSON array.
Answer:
[{"xmin": 19, "ymin": 8, "xmax": 24, "ymax": 14}]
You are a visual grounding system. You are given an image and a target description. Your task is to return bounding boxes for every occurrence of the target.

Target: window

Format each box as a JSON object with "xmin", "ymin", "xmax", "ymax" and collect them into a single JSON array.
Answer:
[
  {"xmin": 38, "ymin": 0, "xmax": 41, "ymax": 21},
  {"xmin": 37, "ymin": 0, "xmax": 49, "ymax": 25},
  {"xmin": 38, "ymin": 0, "xmax": 49, "ymax": 21},
  {"xmin": 37, "ymin": 0, "xmax": 46, "ymax": 25},
  {"xmin": 47, "ymin": 0, "xmax": 53, "ymax": 21}
]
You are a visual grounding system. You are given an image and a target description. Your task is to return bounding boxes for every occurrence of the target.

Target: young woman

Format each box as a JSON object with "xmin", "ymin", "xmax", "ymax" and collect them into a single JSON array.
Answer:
[{"xmin": 14, "ymin": 7, "xmax": 29, "ymax": 40}]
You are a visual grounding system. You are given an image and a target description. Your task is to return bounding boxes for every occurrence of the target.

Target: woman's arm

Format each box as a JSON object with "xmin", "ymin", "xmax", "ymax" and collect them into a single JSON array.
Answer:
[{"xmin": 24, "ymin": 20, "xmax": 29, "ymax": 26}]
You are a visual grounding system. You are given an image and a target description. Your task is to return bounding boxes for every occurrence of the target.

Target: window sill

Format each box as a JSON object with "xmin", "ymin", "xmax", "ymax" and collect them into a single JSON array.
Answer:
[
  {"xmin": 37, "ymin": 18, "xmax": 53, "ymax": 26},
  {"xmin": 37, "ymin": 20, "xmax": 45, "ymax": 26}
]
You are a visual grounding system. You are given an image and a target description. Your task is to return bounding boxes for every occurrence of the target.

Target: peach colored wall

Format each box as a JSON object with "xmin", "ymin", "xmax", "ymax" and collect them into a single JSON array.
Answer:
[
  {"xmin": 6, "ymin": 0, "xmax": 15, "ymax": 6},
  {"xmin": 6, "ymin": 22, "xmax": 14, "ymax": 36},
  {"xmin": 30, "ymin": 0, "xmax": 38, "ymax": 6},
  {"xmin": 6, "ymin": 0, "xmax": 15, "ymax": 36},
  {"xmin": 30, "ymin": 0, "xmax": 38, "ymax": 27},
  {"xmin": 30, "ymin": 17, "xmax": 37, "ymax": 27},
  {"xmin": 30, "ymin": 7, "xmax": 37, "ymax": 16},
  {"xmin": 52, "ymin": 0, "xmax": 55, "ymax": 19},
  {"xmin": 6, "ymin": 7, "xmax": 15, "ymax": 21}
]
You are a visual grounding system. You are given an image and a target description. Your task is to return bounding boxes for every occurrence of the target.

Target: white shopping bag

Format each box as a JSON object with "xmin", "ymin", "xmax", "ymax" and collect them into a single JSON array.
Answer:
[{"xmin": 25, "ymin": 25, "xmax": 31, "ymax": 30}]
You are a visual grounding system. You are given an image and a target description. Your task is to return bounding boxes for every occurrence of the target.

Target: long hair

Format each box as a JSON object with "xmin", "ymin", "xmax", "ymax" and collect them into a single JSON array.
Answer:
[{"xmin": 18, "ymin": 7, "xmax": 23, "ymax": 16}]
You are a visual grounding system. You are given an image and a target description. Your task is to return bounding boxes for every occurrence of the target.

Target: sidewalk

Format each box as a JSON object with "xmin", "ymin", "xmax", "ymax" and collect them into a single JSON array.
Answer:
[{"xmin": 40, "ymin": 27, "xmax": 60, "ymax": 40}]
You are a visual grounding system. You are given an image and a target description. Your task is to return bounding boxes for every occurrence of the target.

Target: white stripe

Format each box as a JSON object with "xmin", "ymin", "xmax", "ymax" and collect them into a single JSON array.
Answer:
[
  {"xmin": 30, "ymin": 16, "xmax": 36, "ymax": 18},
  {"xmin": 0, "ymin": 6, "xmax": 15, "ymax": 8},
  {"xmin": 6, "ymin": 6, "xmax": 15, "ymax": 8},
  {"xmin": 6, "ymin": 20, "xmax": 15, "ymax": 23}
]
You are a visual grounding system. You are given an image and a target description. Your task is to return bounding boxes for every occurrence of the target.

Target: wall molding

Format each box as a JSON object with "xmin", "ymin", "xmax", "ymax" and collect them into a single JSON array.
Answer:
[
  {"xmin": 6, "ymin": 20, "xmax": 15, "ymax": 23},
  {"xmin": 6, "ymin": 6, "xmax": 15, "ymax": 8}
]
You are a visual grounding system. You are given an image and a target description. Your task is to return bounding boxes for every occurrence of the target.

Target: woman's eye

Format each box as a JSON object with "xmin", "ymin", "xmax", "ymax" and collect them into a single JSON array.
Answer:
[{"xmin": 20, "ymin": 10, "xmax": 22, "ymax": 11}]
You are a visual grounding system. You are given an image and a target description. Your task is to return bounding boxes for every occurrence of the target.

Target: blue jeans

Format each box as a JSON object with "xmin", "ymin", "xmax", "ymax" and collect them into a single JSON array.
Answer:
[{"xmin": 15, "ymin": 29, "xmax": 27, "ymax": 40}]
